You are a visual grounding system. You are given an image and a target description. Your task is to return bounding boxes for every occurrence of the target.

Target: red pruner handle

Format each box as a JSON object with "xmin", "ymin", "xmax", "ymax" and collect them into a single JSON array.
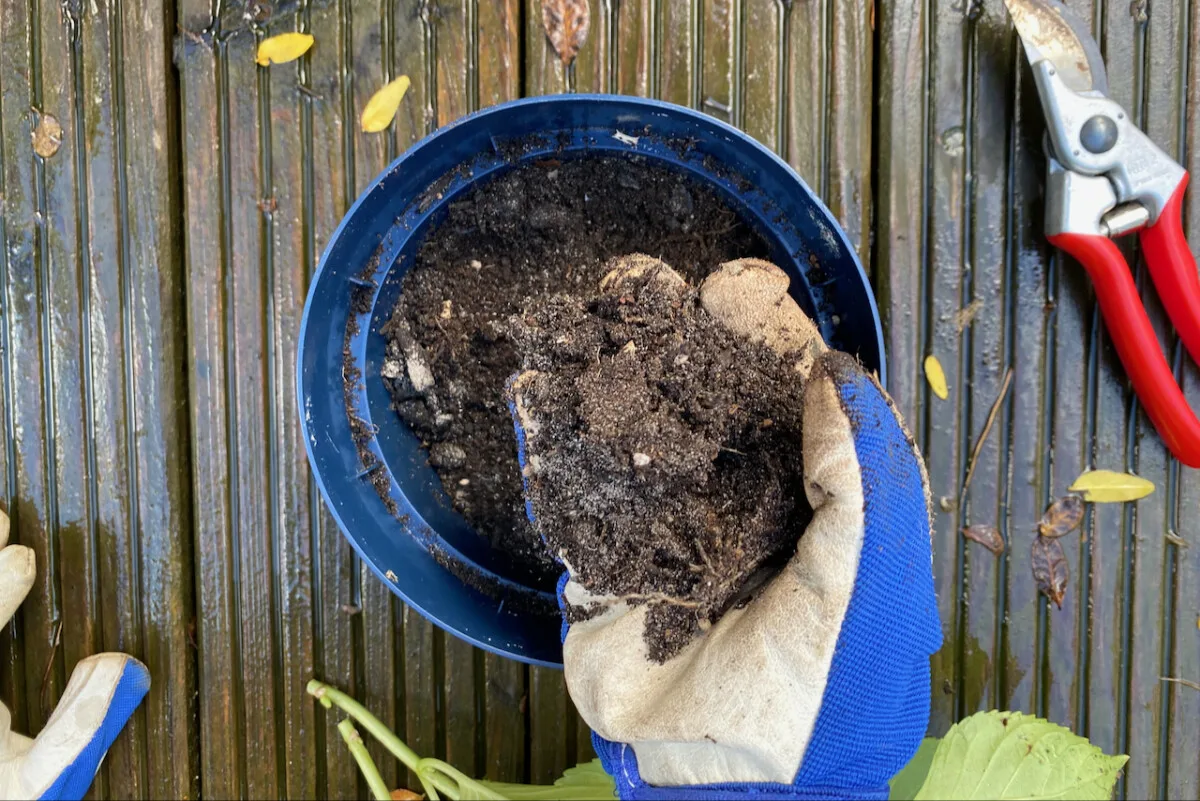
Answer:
[
  {"xmin": 1049, "ymin": 230, "xmax": 1200, "ymax": 467},
  {"xmin": 1140, "ymin": 174, "xmax": 1200, "ymax": 366}
]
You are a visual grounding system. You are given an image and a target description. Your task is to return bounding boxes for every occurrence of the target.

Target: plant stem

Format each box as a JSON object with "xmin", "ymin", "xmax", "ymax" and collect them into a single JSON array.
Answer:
[
  {"xmin": 337, "ymin": 719, "xmax": 392, "ymax": 801},
  {"xmin": 418, "ymin": 758, "xmax": 509, "ymax": 800},
  {"xmin": 310, "ymin": 680, "xmax": 422, "ymax": 768},
  {"xmin": 308, "ymin": 679, "xmax": 496, "ymax": 800}
]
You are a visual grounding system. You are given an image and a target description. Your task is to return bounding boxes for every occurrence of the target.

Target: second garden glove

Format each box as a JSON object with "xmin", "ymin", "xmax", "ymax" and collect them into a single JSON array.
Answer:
[{"xmin": 0, "ymin": 510, "xmax": 150, "ymax": 800}]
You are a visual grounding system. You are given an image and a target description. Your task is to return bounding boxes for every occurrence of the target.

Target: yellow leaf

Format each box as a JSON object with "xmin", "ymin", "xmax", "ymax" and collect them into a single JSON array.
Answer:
[
  {"xmin": 1068, "ymin": 470, "xmax": 1155, "ymax": 503},
  {"xmin": 256, "ymin": 32, "xmax": 314, "ymax": 67},
  {"xmin": 924, "ymin": 354, "xmax": 949, "ymax": 400},
  {"xmin": 361, "ymin": 75, "xmax": 411, "ymax": 133}
]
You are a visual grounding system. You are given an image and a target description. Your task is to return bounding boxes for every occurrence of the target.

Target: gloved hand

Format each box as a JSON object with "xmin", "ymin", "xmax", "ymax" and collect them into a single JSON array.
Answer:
[
  {"xmin": 510, "ymin": 257, "xmax": 942, "ymax": 800},
  {"xmin": 0, "ymin": 509, "xmax": 150, "ymax": 800}
]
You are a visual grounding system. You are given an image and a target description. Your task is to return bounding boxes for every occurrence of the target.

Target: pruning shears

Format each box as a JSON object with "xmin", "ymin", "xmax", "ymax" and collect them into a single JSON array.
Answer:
[{"xmin": 1007, "ymin": 0, "xmax": 1200, "ymax": 467}]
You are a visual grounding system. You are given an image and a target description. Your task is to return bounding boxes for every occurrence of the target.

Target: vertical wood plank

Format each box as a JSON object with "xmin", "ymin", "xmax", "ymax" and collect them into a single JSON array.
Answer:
[
  {"xmin": 923, "ymin": 0, "xmax": 969, "ymax": 738},
  {"xmin": 528, "ymin": 667, "xmax": 570, "ymax": 783},
  {"xmin": 825, "ymin": 0, "xmax": 872, "ymax": 258},
  {"xmin": 997, "ymin": 56, "xmax": 1051, "ymax": 726},
  {"xmin": 484, "ymin": 653, "xmax": 526, "ymax": 782},
  {"xmin": 177, "ymin": 3, "xmax": 240, "ymax": 795},
  {"xmin": 1171, "ymin": 9, "xmax": 1200, "ymax": 797},
  {"xmin": 1041, "ymin": 0, "xmax": 1097, "ymax": 740},
  {"xmin": 1123, "ymin": 3, "xmax": 1183, "ymax": 796},
  {"xmin": 435, "ymin": 0, "xmax": 472, "ymax": 126},
  {"xmin": 115, "ymin": 0, "xmax": 196, "ymax": 792},
  {"xmin": 1082, "ymin": 5, "xmax": 1138, "ymax": 779},
  {"xmin": 402, "ymin": 606, "xmax": 438, "ymax": 789},
  {"xmin": 741, "ymin": 0, "xmax": 780, "ymax": 152},
  {"xmin": 569, "ymin": 0, "xmax": 615, "ymax": 93},
  {"xmin": 443, "ymin": 636, "xmax": 481, "ymax": 776},
  {"xmin": 786, "ymin": 0, "xmax": 826, "ymax": 193},
  {"xmin": 305, "ymin": 0, "xmax": 361, "ymax": 792},
  {"xmin": 0, "ymin": 0, "xmax": 56, "ymax": 744},
  {"xmin": 266, "ymin": 7, "xmax": 319, "ymax": 797},
  {"xmin": 659, "ymin": 0, "xmax": 696, "ymax": 107},
  {"xmin": 230, "ymin": 24, "xmax": 281, "ymax": 801},
  {"xmin": 957, "ymin": 0, "xmax": 1014, "ymax": 720},
  {"xmin": 617, "ymin": 0, "xmax": 653, "ymax": 97},
  {"xmin": 481, "ymin": 0, "xmax": 522, "ymax": 102},
  {"xmin": 38, "ymin": 0, "xmax": 96, "ymax": 728},
  {"xmin": 79, "ymin": 0, "xmax": 150, "ymax": 795},
  {"xmin": 1036, "ymin": 3, "xmax": 1094, "ymax": 733},
  {"xmin": 874, "ymin": 0, "xmax": 927, "ymax": 430},
  {"xmin": 701, "ymin": 0, "xmax": 735, "ymax": 122}
]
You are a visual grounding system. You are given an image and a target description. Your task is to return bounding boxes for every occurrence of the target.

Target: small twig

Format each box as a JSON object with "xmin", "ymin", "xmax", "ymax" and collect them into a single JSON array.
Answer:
[
  {"xmin": 954, "ymin": 299, "xmax": 984, "ymax": 332},
  {"xmin": 960, "ymin": 367, "xmax": 1014, "ymax": 509},
  {"xmin": 39, "ymin": 619, "xmax": 63, "ymax": 717},
  {"xmin": 1161, "ymin": 676, "xmax": 1200, "ymax": 692},
  {"xmin": 337, "ymin": 719, "xmax": 392, "ymax": 801}
]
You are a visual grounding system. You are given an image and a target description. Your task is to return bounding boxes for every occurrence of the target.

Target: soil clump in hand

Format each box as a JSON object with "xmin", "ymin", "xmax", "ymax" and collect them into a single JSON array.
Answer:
[
  {"xmin": 382, "ymin": 155, "xmax": 769, "ymax": 585},
  {"xmin": 510, "ymin": 255, "xmax": 811, "ymax": 661}
]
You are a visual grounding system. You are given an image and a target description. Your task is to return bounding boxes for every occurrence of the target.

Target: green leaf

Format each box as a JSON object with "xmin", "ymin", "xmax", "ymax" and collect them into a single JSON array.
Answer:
[
  {"xmin": 478, "ymin": 759, "xmax": 616, "ymax": 800},
  {"xmin": 890, "ymin": 738, "xmax": 939, "ymax": 800},
  {"xmin": 913, "ymin": 711, "xmax": 1128, "ymax": 800}
]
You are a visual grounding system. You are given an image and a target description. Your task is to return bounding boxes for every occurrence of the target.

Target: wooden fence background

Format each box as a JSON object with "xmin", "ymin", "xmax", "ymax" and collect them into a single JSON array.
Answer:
[{"xmin": 0, "ymin": 0, "xmax": 1196, "ymax": 797}]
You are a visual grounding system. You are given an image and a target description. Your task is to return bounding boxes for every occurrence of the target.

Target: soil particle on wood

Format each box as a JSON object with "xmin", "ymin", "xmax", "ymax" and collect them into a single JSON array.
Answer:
[
  {"xmin": 510, "ymin": 256, "xmax": 811, "ymax": 661},
  {"xmin": 384, "ymin": 155, "xmax": 769, "ymax": 586}
]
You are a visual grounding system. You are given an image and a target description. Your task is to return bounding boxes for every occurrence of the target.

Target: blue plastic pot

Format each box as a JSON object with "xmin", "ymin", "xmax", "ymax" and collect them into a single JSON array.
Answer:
[{"xmin": 298, "ymin": 94, "xmax": 884, "ymax": 667}]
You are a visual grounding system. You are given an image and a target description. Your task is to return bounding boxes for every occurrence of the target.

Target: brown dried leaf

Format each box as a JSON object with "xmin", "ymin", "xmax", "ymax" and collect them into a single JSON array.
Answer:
[
  {"xmin": 390, "ymin": 790, "xmax": 423, "ymax": 801},
  {"xmin": 1032, "ymin": 536, "xmax": 1069, "ymax": 609},
  {"xmin": 954, "ymin": 298, "xmax": 983, "ymax": 332},
  {"xmin": 542, "ymin": 0, "xmax": 590, "ymax": 67},
  {"xmin": 1038, "ymin": 494, "xmax": 1085, "ymax": 539},
  {"xmin": 962, "ymin": 524, "xmax": 1004, "ymax": 555},
  {"xmin": 32, "ymin": 113, "xmax": 62, "ymax": 158}
]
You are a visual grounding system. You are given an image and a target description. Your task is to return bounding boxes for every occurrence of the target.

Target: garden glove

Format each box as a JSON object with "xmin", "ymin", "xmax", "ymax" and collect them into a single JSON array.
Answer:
[
  {"xmin": 0, "ymin": 509, "xmax": 150, "ymax": 800},
  {"xmin": 510, "ymin": 257, "xmax": 942, "ymax": 800}
]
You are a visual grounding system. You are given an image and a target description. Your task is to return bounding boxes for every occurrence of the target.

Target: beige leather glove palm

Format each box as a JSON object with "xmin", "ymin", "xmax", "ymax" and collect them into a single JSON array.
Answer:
[{"xmin": 511, "ymin": 257, "xmax": 942, "ymax": 800}]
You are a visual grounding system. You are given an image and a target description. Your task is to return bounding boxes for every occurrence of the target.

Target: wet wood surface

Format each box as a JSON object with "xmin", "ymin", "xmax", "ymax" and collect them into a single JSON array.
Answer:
[{"xmin": 0, "ymin": 0, "xmax": 1196, "ymax": 798}]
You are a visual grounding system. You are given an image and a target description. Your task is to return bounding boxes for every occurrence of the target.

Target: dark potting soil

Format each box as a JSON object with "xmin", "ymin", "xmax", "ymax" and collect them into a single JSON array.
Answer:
[
  {"xmin": 383, "ymin": 155, "xmax": 770, "ymax": 587},
  {"xmin": 510, "ymin": 256, "xmax": 811, "ymax": 662}
]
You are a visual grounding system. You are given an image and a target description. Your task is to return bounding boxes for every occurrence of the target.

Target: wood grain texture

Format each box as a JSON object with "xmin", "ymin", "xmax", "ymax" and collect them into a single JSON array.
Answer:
[
  {"xmin": 0, "ymin": 0, "xmax": 197, "ymax": 796},
  {"xmin": 0, "ymin": 0, "xmax": 57, "ymax": 752},
  {"xmin": 741, "ymin": 0, "xmax": 781, "ymax": 152},
  {"xmin": 528, "ymin": 667, "xmax": 569, "ymax": 784},
  {"xmin": 483, "ymin": 653, "xmax": 526, "ymax": 782},
  {"xmin": 1172, "ymin": 10, "xmax": 1200, "ymax": 800},
  {"xmin": 265, "ymin": 7, "xmax": 319, "ymax": 796},
  {"xmin": 1, "ymin": 0, "xmax": 1197, "ymax": 797}
]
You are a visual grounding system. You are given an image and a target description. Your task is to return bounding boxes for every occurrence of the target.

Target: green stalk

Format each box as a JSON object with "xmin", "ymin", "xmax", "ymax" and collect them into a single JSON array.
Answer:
[
  {"xmin": 308, "ymin": 680, "xmax": 492, "ymax": 800},
  {"xmin": 417, "ymin": 758, "xmax": 510, "ymax": 800},
  {"xmin": 337, "ymin": 719, "xmax": 392, "ymax": 801}
]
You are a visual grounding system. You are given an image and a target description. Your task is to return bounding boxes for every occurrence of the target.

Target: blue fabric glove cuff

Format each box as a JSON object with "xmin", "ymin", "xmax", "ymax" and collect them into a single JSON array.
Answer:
[{"xmin": 39, "ymin": 658, "xmax": 150, "ymax": 801}]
